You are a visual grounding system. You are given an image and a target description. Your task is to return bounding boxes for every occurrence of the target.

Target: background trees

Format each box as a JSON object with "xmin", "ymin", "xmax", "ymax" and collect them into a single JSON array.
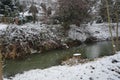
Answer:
[
  {"xmin": 99, "ymin": 0, "xmax": 120, "ymax": 22},
  {"xmin": 0, "ymin": 0, "xmax": 19, "ymax": 23},
  {"xmin": 100, "ymin": 0, "xmax": 120, "ymax": 53},
  {"xmin": 55, "ymin": 0, "xmax": 90, "ymax": 30},
  {"xmin": 29, "ymin": 4, "xmax": 38, "ymax": 23},
  {"xmin": 0, "ymin": 0, "xmax": 19, "ymax": 17}
]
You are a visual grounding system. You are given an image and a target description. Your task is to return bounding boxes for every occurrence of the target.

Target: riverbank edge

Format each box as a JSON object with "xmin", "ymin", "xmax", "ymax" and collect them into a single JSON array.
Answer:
[
  {"xmin": 0, "ymin": 23, "xmax": 120, "ymax": 59},
  {"xmin": 4, "ymin": 51, "xmax": 120, "ymax": 80}
]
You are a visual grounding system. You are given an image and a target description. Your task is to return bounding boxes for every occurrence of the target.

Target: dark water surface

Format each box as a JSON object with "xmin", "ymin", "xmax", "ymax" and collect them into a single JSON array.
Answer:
[{"xmin": 4, "ymin": 41, "xmax": 114, "ymax": 77}]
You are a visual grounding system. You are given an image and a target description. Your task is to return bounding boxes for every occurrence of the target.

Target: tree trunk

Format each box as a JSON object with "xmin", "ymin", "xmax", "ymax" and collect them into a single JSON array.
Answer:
[
  {"xmin": 115, "ymin": 1, "xmax": 119, "ymax": 51},
  {"xmin": 106, "ymin": 0, "xmax": 116, "ymax": 54},
  {"xmin": 33, "ymin": 13, "xmax": 36, "ymax": 23},
  {"xmin": 4, "ymin": 16, "xmax": 6, "ymax": 23},
  {"xmin": 0, "ymin": 51, "xmax": 3, "ymax": 80}
]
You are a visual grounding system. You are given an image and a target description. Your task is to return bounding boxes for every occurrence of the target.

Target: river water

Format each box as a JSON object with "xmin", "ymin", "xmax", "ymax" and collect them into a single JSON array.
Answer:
[{"xmin": 4, "ymin": 41, "xmax": 115, "ymax": 77}]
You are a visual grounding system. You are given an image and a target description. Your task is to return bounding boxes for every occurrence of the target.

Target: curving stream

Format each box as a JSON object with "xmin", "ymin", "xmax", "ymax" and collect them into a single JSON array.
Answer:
[{"xmin": 4, "ymin": 41, "xmax": 116, "ymax": 77}]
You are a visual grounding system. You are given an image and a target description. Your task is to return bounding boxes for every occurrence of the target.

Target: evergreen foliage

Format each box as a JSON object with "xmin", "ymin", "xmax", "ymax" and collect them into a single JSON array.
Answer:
[{"xmin": 0, "ymin": 0, "xmax": 19, "ymax": 17}]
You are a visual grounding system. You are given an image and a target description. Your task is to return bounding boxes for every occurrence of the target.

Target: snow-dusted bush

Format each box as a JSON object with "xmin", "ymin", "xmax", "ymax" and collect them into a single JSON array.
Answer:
[{"xmin": 0, "ymin": 23, "xmax": 64, "ymax": 59}]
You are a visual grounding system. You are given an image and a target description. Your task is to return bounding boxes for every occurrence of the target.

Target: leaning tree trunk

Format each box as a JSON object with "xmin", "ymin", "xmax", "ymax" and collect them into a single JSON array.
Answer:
[
  {"xmin": 33, "ymin": 13, "xmax": 36, "ymax": 23},
  {"xmin": 115, "ymin": 1, "xmax": 119, "ymax": 51},
  {"xmin": 106, "ymin": 0, "xmax": 116, "ymax": 54}
]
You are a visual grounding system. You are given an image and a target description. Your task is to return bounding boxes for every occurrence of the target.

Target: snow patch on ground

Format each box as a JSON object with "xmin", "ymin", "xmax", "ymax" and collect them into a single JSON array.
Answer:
[
  {"xmin": 0, "ymin": 24, "xmax": 8, "ymax": 30},
  {"xmin": 68, "ymin": 25, "xmax": 89, "ymax": 42},
  {"xmin": 5, "ymin": 52, "xmax": 120, "ymax": 80},
  {"xmin": 87, "ymin": 23, "xmax": 120, "ymax": 40},
  {"xmin": 69, "ymin": 23, "xmax": 120, "ymax": 41}
]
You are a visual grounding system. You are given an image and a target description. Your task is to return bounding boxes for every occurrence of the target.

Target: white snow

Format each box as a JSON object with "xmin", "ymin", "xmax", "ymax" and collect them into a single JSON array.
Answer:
[
  {"xmin": 0, "ymin": 24, "xmax": 8, "ymax": 30},
  {"xmin": 19, "ymin": 4, "xmax": 45, "ymax": 18},
  {"xmin": 68, "ymin": 25, "xmax": 89, "ymax": 42},
  {"xmin": 0, "ymin": 23, "xmax": 120, "ymax": 44},
  {"xmin": 19, "ymin": 0, "xmax": 56, "ymax": 9},
  {"xmin": 0, "ymin": 23, "xmax": 61, "ymax": 44},
  {"xmin": 4, "ymin": 52, "xmax": 120, "ymax": 80},
  {"xmin": 69, "ymin": 23, "xmax": 120, "ymax": 42},
  {"xmin": 87, "ymin": 23, "xmax": 120, "ymax": 40}
]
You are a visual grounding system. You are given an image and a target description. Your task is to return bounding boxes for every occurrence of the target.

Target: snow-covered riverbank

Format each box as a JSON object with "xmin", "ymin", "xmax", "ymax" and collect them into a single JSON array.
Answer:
[
  {"xmin": 0, "ymin": 23, "xmax": 120, "ymax": 58},
  {"xmin": 69, "ymin": 23, "xmax": 120, "ymax": 42},
  {"xmin": 4, "ymin": 52, "xmax": 120, "ymax": 80},
  {"xmin": 1, "ymin": 23, "xmax": 120, "ymax": 45},
  {"xmin": 0, "ymin": 23, "xmax": 67, "ymax": 58}
]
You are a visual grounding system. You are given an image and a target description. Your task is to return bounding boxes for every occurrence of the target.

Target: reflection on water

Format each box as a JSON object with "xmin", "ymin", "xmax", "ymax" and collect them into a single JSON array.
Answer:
[
  {"xmin": 85, "ymin": 41, "xmax": 113, "ymax": 59},
  {"xmin": 4, "ymin": 41, "xmax": 115, "ymax": 77},
  {"xmin": 86, "ymin": 45, "xmax": 100, "ymax": 58}
]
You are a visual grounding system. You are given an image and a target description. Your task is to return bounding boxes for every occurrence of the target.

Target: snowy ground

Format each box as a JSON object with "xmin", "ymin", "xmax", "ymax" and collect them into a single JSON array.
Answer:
[
  {"xmin": 4, "ymin": 52, "xmax": 120, "ymax": 80},
  {"xmin": 69, "ymin": 23, "xmax": 120, "ymax": 42}
]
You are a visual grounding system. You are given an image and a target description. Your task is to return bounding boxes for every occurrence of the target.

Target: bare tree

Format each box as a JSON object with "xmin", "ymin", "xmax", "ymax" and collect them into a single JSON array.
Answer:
[
  {"xmin": 56, "ymin": 0, "xmax": 90, "ymax": 30},
  {"xmin": 114, "ymin": 0, "xmax": 120, "ymax": 51},
  {"xmin": 47, "ymin": 7, "xmax": 52, "ymax": 17},
  {"xmin": 29, "ymin": 4, "xmax": 38, "ymax": 23},
  {"xmin": 106, "ymin": 0, "xmax": 116, "ymax": 53},
  {"xmin": 41, "ymin": 3, "xmax": 47, "ymax": 12}
]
